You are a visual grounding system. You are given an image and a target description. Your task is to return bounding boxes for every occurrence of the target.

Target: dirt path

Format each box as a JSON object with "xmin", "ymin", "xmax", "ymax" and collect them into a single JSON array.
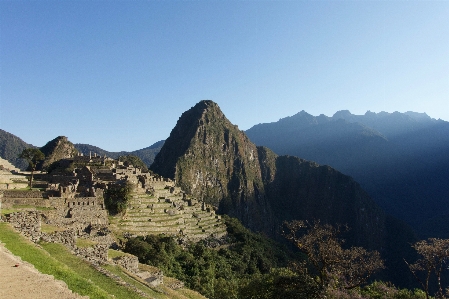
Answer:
[{"xmin": 0, "ymin": 242, "xmax": 87, "ymax": 299}]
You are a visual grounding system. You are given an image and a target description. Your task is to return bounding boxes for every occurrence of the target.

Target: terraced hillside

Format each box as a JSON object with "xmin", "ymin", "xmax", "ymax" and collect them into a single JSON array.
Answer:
[{"xmin": 116, "ymin": 181, "xmax": 227, "ymax": 243}]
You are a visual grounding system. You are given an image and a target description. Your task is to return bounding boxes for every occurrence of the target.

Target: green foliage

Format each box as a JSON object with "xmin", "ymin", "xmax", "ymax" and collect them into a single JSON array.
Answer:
[
  {"xmin": 360, "ymin": 281, "xmax": 427, "ymax": 299},
  {"xmin": 124, "ymin": 216, "xmax": 296, "ymax": 299},
  {"xmin": 19, "ymin": 148, "xmax": 45, "ymax": 171},
  {"xmin": 239, "ymin": 268, "xmax": 322, "ymax": 299},
  {"xmin": 118, "ymin": 155, "xmax": 149, "ymax": 172},
  {"xmin": 104, "ymin": 181, "xmax": 134, "ymax": 215}
]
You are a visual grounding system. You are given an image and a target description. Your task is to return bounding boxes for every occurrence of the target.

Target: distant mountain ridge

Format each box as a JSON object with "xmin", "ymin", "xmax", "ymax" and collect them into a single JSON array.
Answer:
[
  {"xmin": 0, "ymin": 128, "xmax": 164, "ymax": 170},
  {"xmin": 74, "ymin": 141, "xmax": 164, "ymax": 167},
  {"xmin": 246, "ymin": 110, "xmax": 449, "ymax": 238}
]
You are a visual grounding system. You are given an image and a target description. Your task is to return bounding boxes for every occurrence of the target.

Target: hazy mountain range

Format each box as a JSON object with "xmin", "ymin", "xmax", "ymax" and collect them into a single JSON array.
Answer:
[{"xmin": 245, "ymin": 110, "xmax": 449, "ymax": 239}]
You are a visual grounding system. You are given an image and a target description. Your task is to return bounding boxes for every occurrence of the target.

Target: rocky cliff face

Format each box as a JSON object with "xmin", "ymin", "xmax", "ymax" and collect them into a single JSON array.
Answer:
[
  {"xmin": 150, "ymin": 101, "xmax": 389, "ymax": 250},
  {"xmin": 151, "ymin": 101, "xmax": 274, "ymax": 233},
  {"xmin": 39, "ymin": 136, "xmax": 78, "ymax": 171}
]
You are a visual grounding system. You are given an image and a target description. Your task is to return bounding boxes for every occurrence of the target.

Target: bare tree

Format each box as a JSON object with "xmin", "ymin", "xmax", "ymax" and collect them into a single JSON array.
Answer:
[
  {"xmin": 405, "ymin": 238, "xmax": 449, "ymax": 299},
  {"xmin": 284, "ymin": 220, "xmax": 384, "ymax": 291}
]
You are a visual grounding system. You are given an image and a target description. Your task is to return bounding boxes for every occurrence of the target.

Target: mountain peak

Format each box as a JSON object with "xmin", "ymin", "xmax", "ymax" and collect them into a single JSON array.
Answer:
[
  {"xmin": 150, "ymin": 100, "xmax": 271, "ymax": 230},
  {"xmin": 151, "ymin": 100, "xmax": 245, "ymax": 176},
  {"xmin": 39, "ymin": 136, "xmax": 78, "ymax": 171}
]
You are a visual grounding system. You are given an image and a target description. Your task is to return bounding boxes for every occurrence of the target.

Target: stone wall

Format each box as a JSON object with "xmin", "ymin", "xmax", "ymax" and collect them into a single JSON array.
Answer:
[
  {"xmin": 6, "ymin": 211, "xmax": 41, "ymax": 242},
  {"xmin": 66, "ymin": 206, "xmax": 108, "ymax": 225},
  {"xmin": 0, "ymin": 182, "xmax": 29, "ymax": 190},
  {"xmin": 76, "ymin": 244, "xmax": 108, "ymax": 265},
  {"xmin": 113, "ymin": 255, "xmax": 139, "ymax": 272},
  {"xmin": 66, "ymin": 197, "xmax": 103, "ymax": 208},
  {"xmin": 113, "ymin": 255, "xmax": 164, "ymax": 287},
  {"xmin": 41, "ymin": 229, "xmax": 76, "ymax": 248}
]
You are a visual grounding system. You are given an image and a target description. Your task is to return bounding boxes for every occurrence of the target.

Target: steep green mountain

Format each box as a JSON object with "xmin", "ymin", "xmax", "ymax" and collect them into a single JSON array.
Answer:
[
  {"xmin": 151, "ymin": 100, "xmax": 274, "ymax": 233},
  {"xmin": 246, "ymin": 110, "xmax": 449, "ymax": 239},
  {"xmin": 75, "ymin": 140, "xmax": 164, "ymax": 167},
  {"xmin": 0, "ymin": 129, "xmax": 34, "ymax": 170},
  {"xmin": 149, "ymin": 101, "xmax": 417, "ymax": 286}
]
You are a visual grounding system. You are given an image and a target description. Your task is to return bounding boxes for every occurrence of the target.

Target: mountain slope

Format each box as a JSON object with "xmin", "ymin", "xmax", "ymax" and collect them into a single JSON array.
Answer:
[
  {"xmin": 246, "ymin": 110, "xmax": 449, "ymax": 238},
  {"xmin": 0, "ymin": 129, "xmax": 34, "ymax": 170}
]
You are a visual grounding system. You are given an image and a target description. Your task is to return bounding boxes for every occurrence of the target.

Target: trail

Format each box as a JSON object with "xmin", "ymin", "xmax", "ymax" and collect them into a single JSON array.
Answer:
[{"xmin": 0, "ymin": 241, "xmax": 87, "ymax": 299}]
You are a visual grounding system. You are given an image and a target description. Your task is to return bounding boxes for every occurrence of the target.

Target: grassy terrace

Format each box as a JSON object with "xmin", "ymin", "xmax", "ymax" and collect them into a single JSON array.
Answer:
[
  {"xmin": 1, "ymin": 205, "xmax": 55, "ymax": 216},
  {"xmin": 0, "ymin": 222, "xmax": 205, "ymax": 299}
]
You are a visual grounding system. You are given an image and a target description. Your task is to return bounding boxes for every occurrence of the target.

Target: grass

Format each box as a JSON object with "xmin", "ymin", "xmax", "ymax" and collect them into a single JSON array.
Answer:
[
  {"xmin": 103, "ymin": 264, "xmax": 206, "ymax": 299},
  {"xmin": 41, "ymin": 242, "xmax": 148, "ymax": 299},
  {"xmin": 103, "ymin": 264, "xmax": 167, "ymax": 299},
  {"xmin": 41, "ymin": 223, "xmax": 67, "ymax": 233},
  {"xmin": 1, "ymin": 205, "xmax": 54, "ymax": 216},
  {"xmin": 76, "ymin": 238, "xmax": 98, "ymax": 248},
  {"xmin": 13, "ymin": 205, "xmax": 54, "ymax": 210},
  {"xmin": 0, "ymin": 222, "xmax": 111, "ymax": 299},
  {"xmin": 0, "ymin": 222, "xmax": 206, "ymax": 299},
  {"xmin": 0, "ymin": 208, "xmax": 17, "ymax": 215},
  {"xmin": 108, "ymin": 249, "xmax": 132, "ymax": 259}
]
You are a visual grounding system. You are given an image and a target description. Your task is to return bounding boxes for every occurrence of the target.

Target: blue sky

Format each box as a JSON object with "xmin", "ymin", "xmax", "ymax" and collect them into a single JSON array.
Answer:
[{"xmin": 1, "ymin": 1, "xmax": 448, "ymax": 151}]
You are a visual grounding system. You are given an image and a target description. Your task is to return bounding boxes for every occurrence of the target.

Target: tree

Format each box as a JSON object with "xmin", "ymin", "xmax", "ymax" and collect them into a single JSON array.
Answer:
[
  {"xmin": 18, "ymin": 148, "xmax": 45, "ymax": 189},
  {"xmin": 104, "ymin": 180, "xmax": 134, "ymax": 215},
  {"xmin": 284, "ymin": 220, "xmax": 384, "ymax": 292},
  {"xmin": 405, "ymin": 238, "xmax": 449, "ymax": 299},
  {"xmin": 118, "ymin": 155, "xmax": 149, "ymax": 172}
]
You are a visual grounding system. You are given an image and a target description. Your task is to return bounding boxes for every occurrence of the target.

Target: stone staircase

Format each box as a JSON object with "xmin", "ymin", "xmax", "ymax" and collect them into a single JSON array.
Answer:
[{"xmin": 117, "ymin": 184, "xmax": 227, "ymax": 242}]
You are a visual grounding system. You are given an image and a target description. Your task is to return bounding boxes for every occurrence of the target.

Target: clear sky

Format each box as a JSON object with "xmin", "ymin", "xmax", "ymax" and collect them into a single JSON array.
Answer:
[{"xmin": 1, "ymin": 1, "xmax": 448, "ymax": 151}]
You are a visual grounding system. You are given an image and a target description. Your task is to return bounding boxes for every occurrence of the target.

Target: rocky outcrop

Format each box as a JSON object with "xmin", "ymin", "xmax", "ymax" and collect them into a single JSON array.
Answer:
[{"xmin": 39, "ymin": 136, "xmax": 78, "ymax": 171}]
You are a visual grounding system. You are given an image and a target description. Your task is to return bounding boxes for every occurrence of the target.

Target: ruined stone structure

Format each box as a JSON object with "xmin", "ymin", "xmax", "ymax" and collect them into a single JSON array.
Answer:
[
  {"xmin": 0, "ymin": 156, "xmax": 28, "ymax": 190},
  {"xmin": 1, "ymin": 154, "xmax": 229, "ymax": 290},
  {"xmin": 113, "ymin": 255, "xmax": 164, "ymax": 286}
]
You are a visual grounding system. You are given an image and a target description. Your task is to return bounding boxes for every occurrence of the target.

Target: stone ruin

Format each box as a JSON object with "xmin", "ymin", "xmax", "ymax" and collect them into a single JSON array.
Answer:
[{"xmin": 0, "ymin": 154, "xmax": 229, "ymax": 289}]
